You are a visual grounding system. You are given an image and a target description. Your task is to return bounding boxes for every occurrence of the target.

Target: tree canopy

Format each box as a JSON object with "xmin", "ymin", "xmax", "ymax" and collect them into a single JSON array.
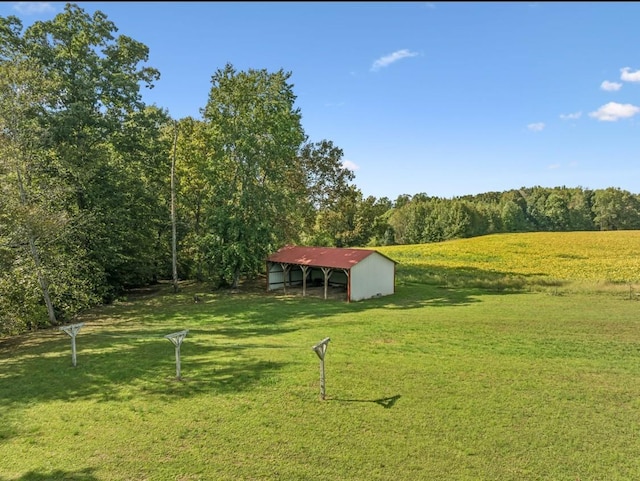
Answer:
[{"xmin": 199, "ymin": 63, "xmax": 306, "ymax": 287}]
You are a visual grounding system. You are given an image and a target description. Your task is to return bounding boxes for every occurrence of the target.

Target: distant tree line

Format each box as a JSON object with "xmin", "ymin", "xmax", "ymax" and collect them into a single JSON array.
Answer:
[
  {"xmin": 1, "ymin": 4, "xmax": 639, "ymax": 335},
  {"xmin": 373, "ymin": 186, "xmax": 640, "ymax": 246}
]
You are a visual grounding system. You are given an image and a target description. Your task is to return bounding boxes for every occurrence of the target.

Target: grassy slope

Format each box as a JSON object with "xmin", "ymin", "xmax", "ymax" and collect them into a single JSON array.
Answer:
[
  {"xmin": 380, "ymin": 230, "xmax": 640, "ymax": 291},
  {"xmin": 2, "ymin": 231, "xmax": 640, "ymax": 480}
]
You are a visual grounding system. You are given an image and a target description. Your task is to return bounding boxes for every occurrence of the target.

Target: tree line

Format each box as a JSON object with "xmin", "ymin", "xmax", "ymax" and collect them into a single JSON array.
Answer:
[
  {"xmin": 378, "ymin": 186, "xmax": 640, "ymax": 246},
  {"xmin": 1, "ymin": 4, "xmax": 639, "ymax": 335}
]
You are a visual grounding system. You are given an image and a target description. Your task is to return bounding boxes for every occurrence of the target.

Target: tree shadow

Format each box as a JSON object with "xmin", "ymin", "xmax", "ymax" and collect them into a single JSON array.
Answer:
[
  {"xmin": 1, "ymin": 468, "xmax": 99, "ymax": 481},
  {"xmin": 117, "ymin": 268, "xmax": 527, "ymax": 320},
  {"xmin": 329, "ymin": 394, "xmax": 401, "ymax": 409},
  {"xmin": 0, "ymin": 419, "xmax": 17, "ymax": 443},
  {"xmin": 396, "ymin": 263, "xmax": 559, "ymax": 292},
  {"xmin": 0, "ymin": 325, "xmax": 291, "ymax": 409},
  {"xmin": 0, "ymin": 263, "xmax": 536, "ymax": 410},
  {"xmin": 142, "ymin": 357, "xmax": 288, "ymax": 399}
]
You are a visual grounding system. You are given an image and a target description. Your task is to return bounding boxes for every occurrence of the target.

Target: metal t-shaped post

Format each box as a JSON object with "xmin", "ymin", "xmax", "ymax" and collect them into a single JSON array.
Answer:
[
  {"xmin": 312, "ymin": 337, "xmax": 330, "ymax": 400},
  {"xmin": 59, "ymin": 322, "xmax": 84, "ymax": 367},
  {"xmin": 165, "ymin": 330, "xmax": 188, "ymax": 380}
]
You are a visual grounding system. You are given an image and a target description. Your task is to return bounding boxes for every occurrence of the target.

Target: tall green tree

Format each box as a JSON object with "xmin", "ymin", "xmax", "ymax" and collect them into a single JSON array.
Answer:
[
  {"xmin": 0, "ymin": 44, "xmax": 60, "ymax": 329},
  {"xmin": 501, "ymin": 200, "xmax": 528, "ymax": 232},
  {"xmin": 313, "ymin": 185, "xmax": 364, "ymax": 247},
  {"xmin": 99, "ymin": 105, "xmax": 172, "ymax": 291},
  {"xmin": 362, "ymin": 196, "xmax": 394, "ymax": 246},
  {"xmin": 592, "ymin": 188, "xmax": 640, "ymax": 231},
  {"xmin": 296, "ymin": 139, "xmax": 358, "ymax": 244},
  {"xmin": 0, "ymin": 4, "xmax": 165, "ymax": 333},
  {"xmin": 170, "ymin": 116, "xmax": 214, "ymax": 281},
  {"xmin": 21, "ymin": 3, "xmax": 162, "ymax": 298},
  {"xmin": 567, "ymin": 187, "xmax": 595, "ymax": 231},
  {"xmin": 201, "ymin": 63, "xmax": 306, "ymax": 287}
]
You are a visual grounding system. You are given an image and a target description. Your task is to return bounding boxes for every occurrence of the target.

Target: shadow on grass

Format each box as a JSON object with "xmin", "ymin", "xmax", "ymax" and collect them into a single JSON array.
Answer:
[
  {"xmin": 330, "ymin": 394, "xmax": 401, "ymax": 409},
  {"xmin": 0, "ymin": 422, "xmax": 16, "ymax": 442},
  {"xmin": 1, "ymin": 468, "xmax": 98, "ymax": 481},
  {"xmin": 105, "ymin": 265, "xmax": 533, "ymax": 322},
  {"xmin": 0, "ymin": 264, "xmax": 530, "ymax": 409},
  {"xmin": 396, "ymin": 263, "xmax": 560, "ymax": 292},
  {"xmin": 0, "ymin": 326, "xmax": 292, "ymax": 408}
]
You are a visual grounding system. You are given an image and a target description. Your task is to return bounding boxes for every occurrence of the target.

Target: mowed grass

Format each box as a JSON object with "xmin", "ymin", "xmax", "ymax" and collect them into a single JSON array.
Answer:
[{"xmin": 2, "ymin": 232, "xmax": 640, "ymax": 480}]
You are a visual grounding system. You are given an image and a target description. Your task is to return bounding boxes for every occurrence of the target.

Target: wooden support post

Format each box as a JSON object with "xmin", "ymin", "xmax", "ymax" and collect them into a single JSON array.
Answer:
[
  {"xmin": 165, "ymin": 330, "xmax": 188, "ymax": 380},
  {"xmin": 312, "ymin": 337, "xmax": 330, "ymax": 400},
  {"xmin": 280, "ymin": 263, "xmax": 290, "ymax": 294},
  {"xmin": 59, "ymin": 323, "xmax": 84, "ymax": 367},
  {"xmin": 321, "ymin": 267, "xmax": 333, "ymax": 300},
  {"xmin": 300, "ymin": 265, "xmax": 309, "ymax": 297},
  {"xmin": 342, "ymin": 269, "xmax": 350, "ymax": 302}
]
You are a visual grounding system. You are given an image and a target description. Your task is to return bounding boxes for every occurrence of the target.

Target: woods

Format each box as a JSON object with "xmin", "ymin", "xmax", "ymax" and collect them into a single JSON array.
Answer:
[
  {"xmin": 0, "ymin": 5, "xmax": 355, "ymax": 334},
  {"xmin": 2, "ymin": 4, "xmax": 640, "ymax": 335}
]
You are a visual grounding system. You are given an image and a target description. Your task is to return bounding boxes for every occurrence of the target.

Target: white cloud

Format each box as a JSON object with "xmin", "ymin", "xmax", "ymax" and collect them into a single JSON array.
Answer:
[
  {"xmin": 559, "ymin": 111, "xmax": 582, "ymax": 120},
  {"xmin": 342, "ymin": 159, "xmax": 359, "ymax": 171},
  {"xmin": 371, "ymin": 49, "xmax": 419, "ymax": 72},
  {"xmin": 548, "ymin": 163, "xmax": 561, "ymax": 170},
  {"xmin": 589, "ymin": 102, "xmax": 640, "ymax": 121},
  {"xmin": 12, "ymin": 2, "xmax": 54, "ymax": 14},
  {"xmin": 621, "ymin": 67, "xmax": 640, "ymax": 82},
  {"xmin": 600, "ymin": 80, "xmax": 622, "ymax": 91},
  {"xmin": 527, "ymin": 122, "xmax": 545, "ymax": 132}
]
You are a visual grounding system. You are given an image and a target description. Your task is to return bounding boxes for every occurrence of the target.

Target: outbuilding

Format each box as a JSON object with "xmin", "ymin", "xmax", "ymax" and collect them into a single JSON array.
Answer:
[{"xmin": 266, "ymin": 245, "xmax": 396, "ymax": 302}]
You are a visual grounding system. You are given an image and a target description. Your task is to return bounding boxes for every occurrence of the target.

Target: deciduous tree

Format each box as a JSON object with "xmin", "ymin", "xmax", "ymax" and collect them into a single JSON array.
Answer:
[{"xmin": 201, "ymin": 63, "xmax": 306, "ymax": 287}]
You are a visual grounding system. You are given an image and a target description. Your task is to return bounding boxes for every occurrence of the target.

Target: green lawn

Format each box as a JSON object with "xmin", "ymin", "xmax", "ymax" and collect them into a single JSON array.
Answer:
[{"xmin": 2, "ymin": 232, "xmax": 640, "ymax": 480}]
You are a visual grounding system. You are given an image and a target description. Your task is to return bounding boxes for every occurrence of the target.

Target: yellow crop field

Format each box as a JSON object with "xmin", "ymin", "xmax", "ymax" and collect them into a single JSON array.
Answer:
[{"xmin": 378, "ymin": 230, "xmax": 640, "ymax": 287}]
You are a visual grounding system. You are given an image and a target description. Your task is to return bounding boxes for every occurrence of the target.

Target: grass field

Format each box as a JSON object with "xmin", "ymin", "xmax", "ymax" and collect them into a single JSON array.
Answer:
[{"xmin": 2, "ymin": 231, "xmax": 640, "ymax": 480}]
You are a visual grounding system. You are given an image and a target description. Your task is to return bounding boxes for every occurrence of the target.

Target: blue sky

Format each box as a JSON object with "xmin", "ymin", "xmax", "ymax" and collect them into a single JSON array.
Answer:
[{"xmin": 3, "ymin": 2, "xmax": 640, "ymax": 201}]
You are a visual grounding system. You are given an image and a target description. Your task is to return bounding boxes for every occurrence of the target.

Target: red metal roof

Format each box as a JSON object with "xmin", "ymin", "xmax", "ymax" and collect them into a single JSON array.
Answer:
[{"xmin": 267, "ymin": 245, "xmax": 383, "ymax": 270}]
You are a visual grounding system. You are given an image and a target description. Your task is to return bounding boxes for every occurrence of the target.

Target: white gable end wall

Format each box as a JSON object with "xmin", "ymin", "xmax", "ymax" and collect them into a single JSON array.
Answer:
[{"xmin": 350, "ymin": 252, "xmax": 395, "ymax": 301}]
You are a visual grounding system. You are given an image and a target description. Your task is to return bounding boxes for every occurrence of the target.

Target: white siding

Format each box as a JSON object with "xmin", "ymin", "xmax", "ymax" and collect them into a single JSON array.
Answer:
[
  {"xmin": 267, "ymin": 263, "xmax": 285, "ymax": 290},
  {"xmin": 349, "ymin": 253, "xmax": 395, "ymax": 301}
]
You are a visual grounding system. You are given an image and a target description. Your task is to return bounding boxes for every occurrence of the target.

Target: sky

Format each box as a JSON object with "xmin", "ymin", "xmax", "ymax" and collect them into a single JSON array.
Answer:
[{"xmin": 2, "ymin": 1, "xmax": 640, "ymax": 201}]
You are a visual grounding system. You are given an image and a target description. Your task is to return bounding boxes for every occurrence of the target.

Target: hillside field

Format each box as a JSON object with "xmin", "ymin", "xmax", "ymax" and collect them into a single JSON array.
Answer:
[
  {"xmin": 1, "ymin": 231, "xmax": 640, "ymax": 480},
  {"xmin": 379, "ymin": 230, "xmax": 640, "ymax": 291}
]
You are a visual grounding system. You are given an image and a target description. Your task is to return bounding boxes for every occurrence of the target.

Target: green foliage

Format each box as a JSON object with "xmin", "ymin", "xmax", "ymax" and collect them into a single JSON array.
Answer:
[
  {"xmin": 381, "ymin": 185, "xmax": 640, "ymax": 247},
  {"xmin": 501, "ymin": 199, "xmax": 527, "ymax": 232},
  {"xmin": 170, "ymin": 117, "xmax": 213, "ymax": 281},
  {"xmin": 1, "ymin": 5, "xmax": 366, "ymax": 333},
  {"xmin": 297, "ymin": 139, "xmax": 358, "ymax": 244},
  {"xmin": 199, "ymin": 63, "xmax": 306, "ymax": 286},
  {"xmin": 592, "ymin": 187, "xmax": 640, "ymax": 230},
  {"xmin": 0, "ymin": 4, "xmax": 166, "ymax": 333}
]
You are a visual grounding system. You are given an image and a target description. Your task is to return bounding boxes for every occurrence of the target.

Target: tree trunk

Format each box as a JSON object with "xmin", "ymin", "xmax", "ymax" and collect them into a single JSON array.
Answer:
[
  {"xmin": 232, "ymin": 268, "xmax": 241, "ymax": 289},
  {"xmin": 171, "ymin": 121, "xmax": 179, "ymax": 293},
  {"xmin": 16, "ymin": 166, "xmax": 57, "ymax": 325}
]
